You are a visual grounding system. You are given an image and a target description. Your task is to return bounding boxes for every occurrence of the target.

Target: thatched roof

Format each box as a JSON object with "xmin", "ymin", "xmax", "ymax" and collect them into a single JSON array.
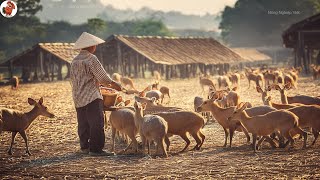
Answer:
[
  {"xmin": 107, "ymin": 35, "xmax": 244, "ymax": 65},
  {"xmin": 283, "ymin": 13, "xmax": 320, "ymax": 49},
  {"xmin": 231, "ymin": 48, "xmax": 272, "ymax": 62},
  {"xmin": 0, "ymin": 43, "xmax": 79, "ymax": 66}
]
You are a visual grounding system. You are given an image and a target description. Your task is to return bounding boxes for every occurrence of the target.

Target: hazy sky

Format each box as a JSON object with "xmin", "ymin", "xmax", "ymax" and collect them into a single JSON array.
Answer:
[{"xmin": 99, "ymin": 0, "xmax": 237, "ymax": 15}]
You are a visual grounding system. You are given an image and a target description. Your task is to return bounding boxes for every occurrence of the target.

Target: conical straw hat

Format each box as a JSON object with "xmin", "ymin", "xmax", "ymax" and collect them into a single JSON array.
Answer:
[{"xmin": 73, "ymin": 32, "xmax": 105, "ymax": 49}]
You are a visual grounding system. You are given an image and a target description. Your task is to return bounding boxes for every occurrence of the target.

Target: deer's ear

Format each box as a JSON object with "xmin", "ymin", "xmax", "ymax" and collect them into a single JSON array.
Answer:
[
  {"xmin": 116, "ymin": 96, "xmax": 123, "ymax": 103},
  {"xmin": 266, "ymin": 85, "xmax": 272, "ymax": 91},
  {"xmin": 39, "ymin": 97, "xmax": 44, "ymax": 105},
  {"xmin": 124, "ymin": 100, "xmax": 130, "ymax": 106},
  {"xmin": 273, "ymin": 84, "xmax": 281, "ymax": 91},
  {"xmin": 267, "ymin": 96, "xmax": 271, "ymax": 101},
  {"xmin": 141, "ymin": 103, "xmax": 147, "ymax": 110},
  {"xmin": 139, "ymin": 91, "xmax": 145, "ymax": 97},
  {"xmin": 239, "ymin": 102, "xmax": 249, "ymax": 111},
  {"xmin": 284, "ymin": 83, "xmax": 292, "ymax": 90},
  {"xmin": 28, "ymin": 98, "xmax": 37, "ymax": 105},
  {"xmin": 151, "ymin": 97, "xmax": 156, "ymax": 103},
  {"xmin": 256, "ymin": 86, "xmax": 263, "ymax": 93},
  {"xmin": 232, "ymin": 86, "xmax": 238, "ymax": 91}
]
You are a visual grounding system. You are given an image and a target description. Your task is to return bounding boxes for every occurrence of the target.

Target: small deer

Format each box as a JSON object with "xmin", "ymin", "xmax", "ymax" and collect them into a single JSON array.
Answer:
[
  {"xmin": 121, "ymin": 77, "xmax": 136, "ymax": 90},
  {"xmin": 199, "ymin": 76, "xmax": 215, "ymax": 93},
  {"xmin": 0, "ymin": 97, "xmax": 55, "ymax": 155},
  {"xmin": 109, "ymin": 106, "xmax": 138, "ymax": 154},
  {"xmin": 10, "ymin": 76, "xmax": 19, "ymax": 89},
  {"xmin": 153, "ymin": 71, "xmax": 161, "ymax": 81},
  {"xmin": 133, "ymin": 101, "xmax": 168, "ymax": 157},
  {"xmin": 151, "ymin": 81, "xmax": 171, "ymax": 104},
  {"xmin": 227, "ymin": 102, "xmax": 307, "ymax": 152},
  {"xmin": 273, "ymin": 83, "xmax": 320, "ymax": 105}
]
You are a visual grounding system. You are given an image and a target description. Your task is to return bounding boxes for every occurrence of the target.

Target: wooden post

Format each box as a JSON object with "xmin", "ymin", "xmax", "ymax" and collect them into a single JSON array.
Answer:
[
  {"xmin": 117, "ymin": 41, "xmax": 123, "ymax": 74},
  {"xmin": 65, "ymin": 63, "xmax": 71, "ymax": 79},
  {"xmin": 57, "ymin": 61, "xmax": 63, "ymax": 80},
  {"xmin": 141, "ymin": 57, "xmax": 146, "ymax": 78}
]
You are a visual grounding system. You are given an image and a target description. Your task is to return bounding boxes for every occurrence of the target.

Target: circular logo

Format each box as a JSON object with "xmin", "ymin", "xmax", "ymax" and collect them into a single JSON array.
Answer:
[{"xmin": 1, "ymin": 1, "xmax": 18, "ymax": 18}]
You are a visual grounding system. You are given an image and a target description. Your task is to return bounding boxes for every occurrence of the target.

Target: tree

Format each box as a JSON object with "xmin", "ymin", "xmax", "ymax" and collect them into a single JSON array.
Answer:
[
  {"xmin": 219, "ymin": 0, "xmax": 320, "ymax": 47},
  {"xmin": 0, "ymin": 0, "xmax": 43, "ymax": 60},
  {"xmin": 132, "ymin": 19, "xmax": 173, "ymax": 36},
  {"xmin": 87, "ymin": 18, "xmax": 107, "ymax": 37}
]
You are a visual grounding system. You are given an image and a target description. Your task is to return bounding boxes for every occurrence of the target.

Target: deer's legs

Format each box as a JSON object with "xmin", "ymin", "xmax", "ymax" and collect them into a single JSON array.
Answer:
[
  {"xmin": 19, "ymin": 131, "xmax": 31, "ymax": 155},
  {"xmin": 8, "ymin": 132, "xmax": 17, "ymax": 155}
]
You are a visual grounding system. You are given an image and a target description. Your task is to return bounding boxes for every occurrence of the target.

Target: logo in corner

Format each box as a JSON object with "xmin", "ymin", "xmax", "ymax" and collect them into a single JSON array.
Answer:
[{"xmin": 1, "ymin": 0, "xmax": 17, "ymax": 18}]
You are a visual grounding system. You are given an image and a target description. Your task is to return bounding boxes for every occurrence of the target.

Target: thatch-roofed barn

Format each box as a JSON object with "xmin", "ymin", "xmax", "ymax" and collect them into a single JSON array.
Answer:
[
  {"xmin": 96, "ymin": 35, "xmax": 245, "ymax": 79},
  {"xmin": 0, "ymin": 43, "xmax": 78, "ymax": 82},
  {"xmin": 1, "ymin": 35, "xmax": 267, "ymax": 82},
  {"xmin": 283, "ymin": 13, "xmax": 320, "ymax": 73}
]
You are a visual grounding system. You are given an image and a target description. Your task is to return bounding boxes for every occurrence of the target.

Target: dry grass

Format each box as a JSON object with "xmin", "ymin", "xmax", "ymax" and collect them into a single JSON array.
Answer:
[{"xmin": 0, "ymin": 76, "xmax": 320, "ymax": 179}]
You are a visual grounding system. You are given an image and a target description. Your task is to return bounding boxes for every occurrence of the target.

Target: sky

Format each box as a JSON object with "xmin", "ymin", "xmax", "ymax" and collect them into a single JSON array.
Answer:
[{"xmin": 99, "ymin": 0, "xmax": 237, "ymax": 15}]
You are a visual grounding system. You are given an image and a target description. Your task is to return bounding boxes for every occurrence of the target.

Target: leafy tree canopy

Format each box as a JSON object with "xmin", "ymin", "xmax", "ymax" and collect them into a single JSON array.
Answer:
[{"xmin": 219, "ymin": 0, "xmax": 320, "ymax": 47}]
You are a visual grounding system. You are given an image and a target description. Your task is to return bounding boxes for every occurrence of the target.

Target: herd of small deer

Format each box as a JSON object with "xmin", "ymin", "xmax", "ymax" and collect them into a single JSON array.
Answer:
[
  {"xmin": 1, "ymin": 67, "xmax": 320, "ymax": 157},
  {"xmin": 196, "ymin": 66, "xmax": 320, "ymax": 152}
]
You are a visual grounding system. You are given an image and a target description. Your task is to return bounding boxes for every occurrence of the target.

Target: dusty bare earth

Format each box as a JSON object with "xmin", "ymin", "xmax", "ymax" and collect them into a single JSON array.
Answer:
[{"xmin": 0, "ymin": 76, "xmax": 320, "ymax": 179}]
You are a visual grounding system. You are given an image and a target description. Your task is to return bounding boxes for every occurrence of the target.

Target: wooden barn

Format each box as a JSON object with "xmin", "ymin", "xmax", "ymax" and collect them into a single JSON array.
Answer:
[
  {"xmin": 282, "ymin": 13, "xmax": 320, "ymax": 73},
  {"xmin": 0, "ymin": 43, "xmax": 79, "ymax": 82},
  {"xmin": 231, "ymin": 48, "xmax": 272, "ymax": 67},
  {"xmin": 96, "ymin": 35, "xmax": 244, "ymax": 79}
]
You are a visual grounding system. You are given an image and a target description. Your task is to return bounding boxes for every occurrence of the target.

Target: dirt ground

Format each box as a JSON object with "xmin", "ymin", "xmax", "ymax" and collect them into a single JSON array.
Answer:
[{"xmin": 0, "ymin": 76, "xmax": 320, "ymax": 179}]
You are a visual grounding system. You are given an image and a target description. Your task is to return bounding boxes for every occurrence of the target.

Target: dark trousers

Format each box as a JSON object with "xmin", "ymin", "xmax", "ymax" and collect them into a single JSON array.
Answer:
[{"xmin": 76, "ymin": 99, "xmax": 105, "ymax": 153}]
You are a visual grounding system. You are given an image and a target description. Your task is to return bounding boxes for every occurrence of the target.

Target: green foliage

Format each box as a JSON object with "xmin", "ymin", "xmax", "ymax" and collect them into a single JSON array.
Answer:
[
  {"xmin": 219, "ymin": 0, "xmax": 320, "ymax": 47},
  {"xmin": 132, "ymin": 19, "xmax": 173, "ymax": 36},
  {"xmin": 0, "ymin": 0, "xmax": 43, "ymax": 62},
  {"xmin": 0, "ymin": 0, "xmax": 173, "ymax": 63},
  {"xmin": 87, "ymin": 18, "xmax": 107, "ymax": 37},
  {"xmin": 16, "ymin": 0, "xmax": 42, "ymax": 17}
]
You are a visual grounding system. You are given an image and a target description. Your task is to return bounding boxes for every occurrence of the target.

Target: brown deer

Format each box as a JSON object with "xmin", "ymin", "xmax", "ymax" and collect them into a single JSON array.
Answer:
[{"xmin": 0, "ymin": 97, "xmax": 55, "ymax": 155}]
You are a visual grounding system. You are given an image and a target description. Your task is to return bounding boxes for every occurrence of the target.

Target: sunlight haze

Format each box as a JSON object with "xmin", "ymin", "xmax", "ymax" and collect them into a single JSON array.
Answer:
[{"xmin": 100, "ymin": 0, "xmax": 237, "ymax": 15}]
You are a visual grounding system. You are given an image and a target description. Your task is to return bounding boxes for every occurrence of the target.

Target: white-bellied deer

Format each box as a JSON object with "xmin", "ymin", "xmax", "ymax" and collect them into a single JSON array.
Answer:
[
  {"xmin": 133, "ymin": 101, "xmax": 168, "ymax": 157},
  {"xmin": 286, "ymin": 105, "xmax": 320, "ymax": 146},
  {"xmin": 121, "ymin": 77, "xmax": 136, "ymax": 90},
  {"xmin": 0, "ymin": 97, "xmax": 55, "ymax": 155},
  {"xmin": 153, "ymin": 71, "xmax": 161, "ymax": 81},
  {"xmin": 217, "ymin": 75, "xmax": 231, "ymax": 89},
  {"xmin": 227, "ymin": 102, "xmax": 307, "ymax": 152},
  {"xmin": 153, "ymin": 111, "xmax": 206, "ymax": 152},
  {"xmin": 273, "ymin": 83, "xmax": 320, "ymax": 105},
  {"xmin": 256, "ymin": 85, "xmax": 302, "ymax": 109},
  {"xmin": 10, "ymin": 76, "xmax": 19, "ymax": 89},
  {"xmin": 199, "ymin": 76, "xmax": 215, "ymax": 93},
  {"xmin": 245, "ymin": 71, "xmax": 264, "ymax": 89},
  {"xmin": 109, "ymin": 99, "xmax": 138, "ymax": 153},
  {"xmin": 151, "ymin": 81, "xmax": 170, "ymax": 103},
  {"xmin": 196, "ymin": 99, "xmax": 250, "ymax": 147}
]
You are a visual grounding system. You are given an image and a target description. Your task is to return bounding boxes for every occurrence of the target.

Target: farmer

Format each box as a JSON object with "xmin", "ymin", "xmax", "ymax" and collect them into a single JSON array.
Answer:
[{"xmin": 70, "ymin": 32, "xmax": 121, "ymax": 156}]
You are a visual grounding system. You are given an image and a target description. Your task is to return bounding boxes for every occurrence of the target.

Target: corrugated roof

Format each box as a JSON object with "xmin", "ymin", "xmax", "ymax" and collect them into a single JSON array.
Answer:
[
  {"xmin": 109, "ymin": 35, "xmax": 244, "ymax": 65},
  {"xmin": 231, "ymin": 48, "xmax": 271, "ymax": 62}
]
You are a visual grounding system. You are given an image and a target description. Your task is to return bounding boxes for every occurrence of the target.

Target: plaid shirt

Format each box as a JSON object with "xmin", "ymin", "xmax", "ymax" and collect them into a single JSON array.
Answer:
[{"xmin": 70, "ymin": 50, "xmax": 113, "ymax": 108}]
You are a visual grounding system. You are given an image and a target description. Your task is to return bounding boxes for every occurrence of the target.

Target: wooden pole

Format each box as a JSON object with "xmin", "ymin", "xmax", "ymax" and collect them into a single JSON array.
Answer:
[{"xmin": 117, "ymin": 41, "xmax": 123, "ymax": 74}]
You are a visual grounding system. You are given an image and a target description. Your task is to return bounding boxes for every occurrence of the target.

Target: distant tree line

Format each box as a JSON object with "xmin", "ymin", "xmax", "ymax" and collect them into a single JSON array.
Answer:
[
  {"xmin": 0, "ymin": 0, "xmax": 173, "ymax": 62},
  {"xmin": 219, "ymin": 0, "xmax": 320, "ymax": 47}
]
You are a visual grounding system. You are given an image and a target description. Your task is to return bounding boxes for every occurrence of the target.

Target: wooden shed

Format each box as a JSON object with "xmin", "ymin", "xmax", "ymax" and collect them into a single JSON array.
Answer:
[
  {"xmin": 0, "ymin": 43, "xmax": 79, "ymax": 82},
  {"xmin": 282, "ymin": 13, "xmax": 320, "ymax": 73},
  {"xmin": 96, "ymin": 35, "xmax": 244, "ymax": 79}
]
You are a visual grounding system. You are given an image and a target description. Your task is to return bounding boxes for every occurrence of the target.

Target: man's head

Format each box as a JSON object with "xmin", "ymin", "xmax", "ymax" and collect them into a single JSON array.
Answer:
[{"xmin": 82, "ymin": 45, "xmax": 96, "ymax": 53}]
